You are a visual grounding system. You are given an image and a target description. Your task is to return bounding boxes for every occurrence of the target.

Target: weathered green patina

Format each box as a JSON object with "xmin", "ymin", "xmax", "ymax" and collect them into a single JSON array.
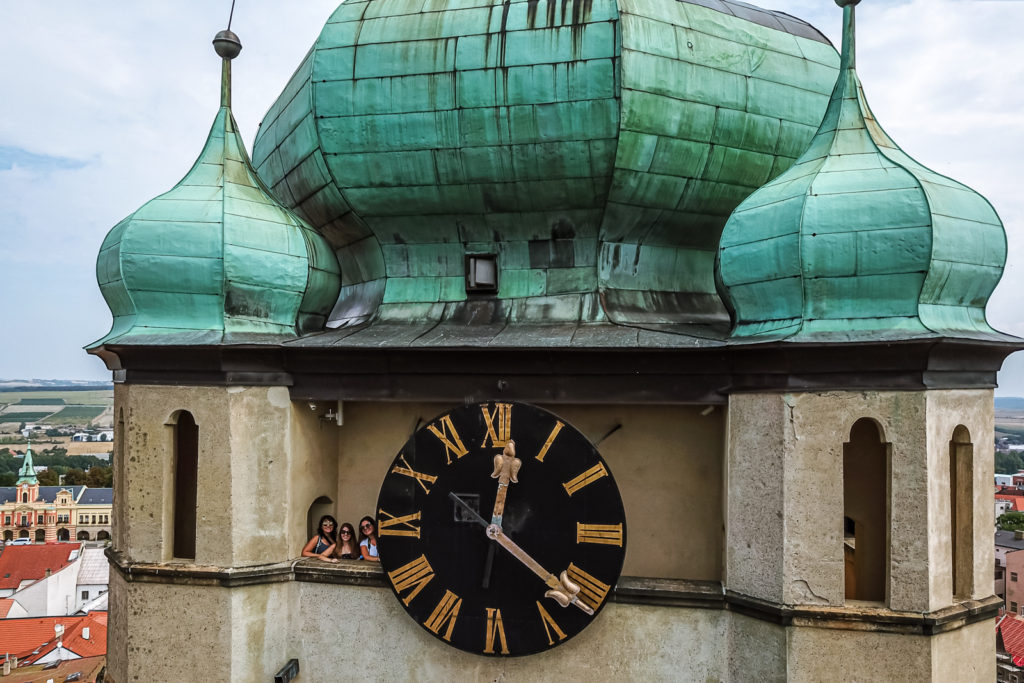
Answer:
[
  {"xmin": 717, "ymin": 2, "xmax": 1007, "ymax": 341},
  {"xmin": 16, "ymin": 442, "xmax": 37, "ymax": 485},
  {"xmin": 252, "ymin": 0, "xmax": 840, "ymax": 329},
  {"xmin": 91, "ymin": 51, "xmax": 340, "ymax": 347}
]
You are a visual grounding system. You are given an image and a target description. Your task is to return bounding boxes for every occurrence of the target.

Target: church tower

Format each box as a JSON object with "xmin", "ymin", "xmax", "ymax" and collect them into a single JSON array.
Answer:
[{"xmin": 90, "ymin": 1, "xmax": 1018, "ymax": 680}]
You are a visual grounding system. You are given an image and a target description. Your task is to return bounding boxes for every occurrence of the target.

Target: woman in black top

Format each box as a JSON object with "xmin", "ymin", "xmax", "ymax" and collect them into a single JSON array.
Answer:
[{"xmin": 302, "ymin": 515, "xmax": 339, "ymax": 562}]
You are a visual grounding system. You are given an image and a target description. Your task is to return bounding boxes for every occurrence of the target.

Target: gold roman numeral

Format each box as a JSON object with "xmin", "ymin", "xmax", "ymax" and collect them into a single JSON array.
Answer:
[
  {"xmin": 387, "ymin": 554, "xmax": 435, "ymax": 606},
  {"xmin": 427, "ymin": 415, "xmax": 469, "ymax": 465},
  {"xmin": 576, "ymin": 522, "xmax": 623, "ymax": 547},
  {"xmin": 536, "ymin": 601, "xmax": 567, "ymax": 646},
  {"xmin": 562, "ymin": 462, "xmax": 608, "ymax": 496},
  {"xmin": 483, "ymin": 607, "xmax": 510, "ymax": 654},
  {"xmin": 566, "ymin": 563, "xmax": 610, "ymax": 610},
  {"xmin": 390, "ymin": 454, "xmax": 438, "ymax": 494},
  {"xmin": 534, "ymin": 421, "xmax": 564, "ymax": 463},
  {"xmin": 424, "ymin": 589, "xmax": 462, "ymax": 641},
  {"xmin": 481, "ymin": 403, "xmax": 513, "ymax": 449},
  {"xmin": 378, "ymin": 509, "xmax": 422, "ymax": 538}
]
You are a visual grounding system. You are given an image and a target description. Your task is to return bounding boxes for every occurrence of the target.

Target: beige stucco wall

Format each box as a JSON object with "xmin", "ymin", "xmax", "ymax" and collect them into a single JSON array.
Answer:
[
  {"xmin": 332, "ymin": 402, "xmax": 724, "ymax": 580},
  {"xmin": 726, "ymin": 389, "xmax": 994, "ymax": 612},
  {"xmin": 114, "ymin": 384, "xmax": 337, "ymax": 568}
]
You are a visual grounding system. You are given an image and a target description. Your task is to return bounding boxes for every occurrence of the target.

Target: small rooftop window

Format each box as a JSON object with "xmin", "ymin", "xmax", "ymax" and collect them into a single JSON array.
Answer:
[{"xmin": 466, "ymin": 254, "xmax": 498, "ymax": 293}]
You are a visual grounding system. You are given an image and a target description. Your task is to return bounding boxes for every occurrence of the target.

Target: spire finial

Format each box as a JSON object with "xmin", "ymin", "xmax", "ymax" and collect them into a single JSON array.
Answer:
[
  {"xmin": 836, "ymin": 0, "xmax": 859, "ymax": 71},
  {"xmin": 212, "ymin": 2, "xmax": 242, "ymax": 108}
]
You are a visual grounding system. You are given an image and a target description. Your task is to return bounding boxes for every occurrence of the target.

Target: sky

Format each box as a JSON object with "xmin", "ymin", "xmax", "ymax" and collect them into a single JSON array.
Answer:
[{"xmin": 1, "ymin": 0, "xmax": 1023, "ymax": 391}]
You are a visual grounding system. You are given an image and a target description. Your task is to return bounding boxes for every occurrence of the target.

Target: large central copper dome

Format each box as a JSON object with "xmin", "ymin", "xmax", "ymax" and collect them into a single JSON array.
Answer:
[{"xmin": 253, "ymin": 0, "xmax": 840, "ymax": 328}]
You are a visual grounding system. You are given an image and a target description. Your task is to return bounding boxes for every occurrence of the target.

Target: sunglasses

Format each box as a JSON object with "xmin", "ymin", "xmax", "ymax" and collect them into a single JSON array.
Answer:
[
  {"xmin": 340, "ymin": 530, "xmax": 352, "ymax": 535},
  {"xmin": 361, "ymin": 523, "xmax": 373, "ymax": 529}
]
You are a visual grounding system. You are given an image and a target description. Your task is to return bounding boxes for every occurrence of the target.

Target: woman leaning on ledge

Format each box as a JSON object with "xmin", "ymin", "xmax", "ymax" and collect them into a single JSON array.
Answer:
[
  {"xmin": 334, "ymin": 521, "xmax": 361, "ymax": 560},
  {"xmin": 359, "ymin": 516, "xmax": 379, "ymax": 562},
  {"xmin": 302, "ymin": 515, "xmax": 339, "ymax": 563}
]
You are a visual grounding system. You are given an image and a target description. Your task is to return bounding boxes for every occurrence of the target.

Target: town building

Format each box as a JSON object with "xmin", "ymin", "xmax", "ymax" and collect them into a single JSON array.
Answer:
[
  {"xmin": 0, "ymin": 543, "xmax": 107, "ymax": 618},
  {"xmin": 998, "ymin": 531, "xmax": 1024, "ymax": 610},
  {"xmin": 87, "ymin": 0, "xmax": 1019, "ymax": 680},
  {"xmin": 1, "ymin": 444, "xmax": 112, "ymax": 543}
]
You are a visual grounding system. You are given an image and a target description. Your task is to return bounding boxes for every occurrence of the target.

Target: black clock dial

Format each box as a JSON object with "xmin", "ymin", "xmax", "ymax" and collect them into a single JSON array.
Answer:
[{"xmin": 376, "ymin": 401, "xmax": 627, "ymax": 657}]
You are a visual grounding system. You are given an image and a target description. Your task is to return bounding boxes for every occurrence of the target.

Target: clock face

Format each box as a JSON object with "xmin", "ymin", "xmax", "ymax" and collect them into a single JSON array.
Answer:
[{"xmin": 376, "ymin": 401, "xmax": 627, "ymax": 656}]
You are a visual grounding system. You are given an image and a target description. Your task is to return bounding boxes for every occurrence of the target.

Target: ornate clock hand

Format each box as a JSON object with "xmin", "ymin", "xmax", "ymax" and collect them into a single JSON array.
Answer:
[
  {"xmin": 489, "ymin": 440, "xmax": 520, "ymax": 527},
  {"xmin": 485, "ymin": 524, "xmax": 595, "ymax": 616}
]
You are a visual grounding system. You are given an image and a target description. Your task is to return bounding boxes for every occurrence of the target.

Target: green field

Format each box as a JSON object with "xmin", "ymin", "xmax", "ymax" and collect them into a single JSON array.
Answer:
[
  {"xmin": 46, "ymin": 406, "xmax": 106, "ymax": 424},
  {"xmin": 0, "ymin": 390, "xmax": 111, "ymax": 406},
  {"xmin": 18, "ymin": 398, "xmax": 66, "ymax": 405},
  {"xmin": 0, "ymin": 411, "xmax": 55, "ymax": 422}
]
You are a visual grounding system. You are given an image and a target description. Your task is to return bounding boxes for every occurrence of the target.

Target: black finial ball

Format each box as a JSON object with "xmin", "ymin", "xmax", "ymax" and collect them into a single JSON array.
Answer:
[
  {"xmin": 213, "ymin": 29, "xmax": 242, "ymax": 60},
  {"xmin": 835, "ymin": 0, "xmax": 861, "ymax": 6}
]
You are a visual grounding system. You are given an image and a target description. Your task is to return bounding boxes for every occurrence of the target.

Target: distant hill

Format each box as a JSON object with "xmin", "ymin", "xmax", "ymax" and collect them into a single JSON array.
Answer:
[
  {"xmin": 0, "ymin": 379, "xmax": 111, "ymax": 393},
  {"xmin": 996, "ymin": 397, "xmax": 1024, "ymax": 411}
]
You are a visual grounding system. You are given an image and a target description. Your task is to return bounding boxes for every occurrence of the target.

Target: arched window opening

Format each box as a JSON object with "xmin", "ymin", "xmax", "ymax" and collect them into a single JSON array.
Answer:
[
  {"xmin": 77, "ymin": 531, "xmax": 90, "ymax": 541},
  {"xmin": 57, "ymin": 528, "xmax": 69, "ymax": 542},
  {"xmin": 97, "ymin": 530, "xmax": 111, "ymax": 541},
  {"xmin": 2, "ymin": 531, "xmax": 11, "ymax": 542},
  {"xmin": 35, "ymin": 529, "xmax": 45, "ymax": 543},
  {"xmin": 21, "ymin": 492, "xmax": 27, "ymax": 503},
  {"xmin": 843, "ymin": 418, "xmax": 889, "ymax": 602},
  {"xmin": 307, "ymin": 496, "xmax": 334, "ymax": 542},
  {"xmin": 17, "ymin": 530, "xmax": 28, "ymax": 539},
  {"xmin": 172, "ymin": 411, "xmax": 199, "ymax": 560},
  {"xmin": 950, "ymin": 425, "xmax": 974, "ymax": 600}
]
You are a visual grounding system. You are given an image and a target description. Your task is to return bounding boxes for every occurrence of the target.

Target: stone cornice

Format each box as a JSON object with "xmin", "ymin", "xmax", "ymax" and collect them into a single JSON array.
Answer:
[{"xmin": 105, "ymin": 550, "xmax": 1000, "ymax": 633}]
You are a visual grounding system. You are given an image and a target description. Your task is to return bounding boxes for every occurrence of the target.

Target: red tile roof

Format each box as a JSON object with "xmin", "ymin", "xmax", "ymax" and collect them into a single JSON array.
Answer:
[
  {"xmin": 0, "ymin": 611, "xmax": 107, "ymax": 663},
  {"xmin": 997, "ymin": 495, "xmax": 1024, "ymax": 512},
  {"xmin": 0, "ymin": 543, "xmax": 81, "ymax": 590},
  {"xmin": 0, "ymin": 598, "xmax": 13, "ymax": 617}
]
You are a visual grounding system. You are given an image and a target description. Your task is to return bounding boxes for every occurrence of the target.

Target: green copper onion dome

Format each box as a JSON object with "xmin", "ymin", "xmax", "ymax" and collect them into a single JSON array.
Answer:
[
  {"xmin": 252, "ymin": 0, "xmax": 841, "ymax": 329},
  {"xmin": 717, "ymin": 1, "xmax": 1006, "ymax": 340},
  {"xmin": 91, "ymin": 33, "xmax": 340, "ymax": 347}
]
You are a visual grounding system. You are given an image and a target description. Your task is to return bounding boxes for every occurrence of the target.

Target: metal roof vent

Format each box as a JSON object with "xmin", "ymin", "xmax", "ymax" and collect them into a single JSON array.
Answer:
[{"xmin": 466, "ymin": 255, "xmax": 498, "ymax": 294}]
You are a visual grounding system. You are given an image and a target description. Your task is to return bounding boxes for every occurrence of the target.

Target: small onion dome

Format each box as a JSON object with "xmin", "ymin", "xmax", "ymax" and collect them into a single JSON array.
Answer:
[
  {"xmin": 717, "ymin": 2, "xmax": 1006, "ymax": 340},
  {"xmin": 91, "ymin": 35, "xmax": 340, "ymax": 346}
]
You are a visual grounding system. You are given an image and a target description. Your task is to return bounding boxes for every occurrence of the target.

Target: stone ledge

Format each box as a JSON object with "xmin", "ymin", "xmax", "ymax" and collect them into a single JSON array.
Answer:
[
  {"xmin": 105, "ymin": 550, "xmax": 1000, "ymax": 634},
  {"xmin": 725, "ymin": 590, "xmax": 1003, "ymax": 635}
]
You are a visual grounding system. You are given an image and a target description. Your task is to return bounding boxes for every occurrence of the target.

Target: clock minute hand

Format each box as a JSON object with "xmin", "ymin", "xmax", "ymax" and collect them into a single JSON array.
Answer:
[
  {"xmin": 485, "ymin": 524, "xmax": 595, "ymax": 616},
  {"xmin": 489, "ymin": 440, "xmax": 520, "ymax": 527}
]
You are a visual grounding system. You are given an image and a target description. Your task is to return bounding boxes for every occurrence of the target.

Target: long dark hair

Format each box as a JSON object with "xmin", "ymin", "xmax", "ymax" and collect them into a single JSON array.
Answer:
[
  {"xmin": 358, "ymin": 515, "xmax": 376, "ymax": 544},
  {"xmin": 337, "ymin": 522, "xmax": 358, "ymax": 554},
  {"xmin": 316, "ymin": 515, "xmax": 338, "ymax": 546}
]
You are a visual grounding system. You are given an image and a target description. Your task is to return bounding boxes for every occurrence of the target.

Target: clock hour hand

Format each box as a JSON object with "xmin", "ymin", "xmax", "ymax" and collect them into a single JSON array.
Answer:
[
  {"xmin": 489, "ymin": 440, "xmax": 521, "ymax": 528},
  {"xmin": 485, "ymin": 524, "xmax": 595, "ymax": 616},
  {"xmin": 449, "ymin": 492, "xmax": 500, "ymax": 589}
]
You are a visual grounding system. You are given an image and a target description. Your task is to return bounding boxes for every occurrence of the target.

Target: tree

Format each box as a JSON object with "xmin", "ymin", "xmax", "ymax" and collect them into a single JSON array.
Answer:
[
  {"xmin": 37, "ymin": 469, "xmax": 59, "ymax": 486},
  {"xmin": 86, "ymin": 466, "xmax": 113, "ymax": 488},
  {"xmin": 998, "ymin": 511, "xmax": 1024, "ymax": 532},
  {"xmin": 996, "ymin": 451, "xmax": 1024, "ymax": 474},
  {"xmin": 63, "ymin": 468, "xmax": 88, "ymax": 485}
]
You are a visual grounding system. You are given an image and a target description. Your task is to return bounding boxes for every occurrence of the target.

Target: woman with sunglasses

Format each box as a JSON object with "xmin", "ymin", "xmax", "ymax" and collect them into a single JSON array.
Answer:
[
  {"xmin": 334, "ymin": 522, "xmax": 360, "ymax": 560},
  {"xmin": 358, "ymin": 516, "xmax": 379, "ymax": 562},
  {"xmin": 302, "ymin": 515, "xmax": 339, "ymax": 563}
]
